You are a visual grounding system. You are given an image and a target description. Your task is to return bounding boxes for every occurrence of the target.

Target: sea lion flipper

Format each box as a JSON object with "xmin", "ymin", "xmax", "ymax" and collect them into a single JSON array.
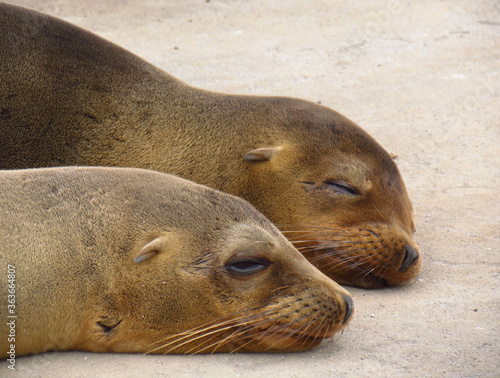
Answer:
[
  {"xmin": 134, "ymin": 236, "xmax": 166, "ymax": 263},
  {"xmin": 243, "ymin": 147, "xmax": 282, "ymax": 162}
]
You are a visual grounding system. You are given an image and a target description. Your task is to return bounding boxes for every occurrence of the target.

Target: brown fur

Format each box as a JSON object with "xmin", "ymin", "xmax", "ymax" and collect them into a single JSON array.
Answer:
[
  {"xmin": 0, "ymin": 167, "xmax": 353, "ymax": 356},
  {"xmin": 0, "ymin": 3, "xmax": 421, "ymax": 288}
]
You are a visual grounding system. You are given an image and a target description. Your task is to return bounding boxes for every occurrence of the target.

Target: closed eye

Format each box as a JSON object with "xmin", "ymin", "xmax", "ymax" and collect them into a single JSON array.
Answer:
[
  {"xmin": 325, "ymin": 180, "xmax": 359, "ymax": 196},
  {"xmin": 225, "ymin": 258, "xmax": 271, "ymax": 276}
]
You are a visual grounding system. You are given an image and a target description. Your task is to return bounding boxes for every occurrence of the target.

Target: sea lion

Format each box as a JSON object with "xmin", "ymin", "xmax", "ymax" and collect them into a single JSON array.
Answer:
[
  {"xmin": 0, "ymin": 167, "xmax": 353, "ymax": 356},
  {"xmin": 0, "ymin": 3, "xmax": 421, "ymax": 288}
]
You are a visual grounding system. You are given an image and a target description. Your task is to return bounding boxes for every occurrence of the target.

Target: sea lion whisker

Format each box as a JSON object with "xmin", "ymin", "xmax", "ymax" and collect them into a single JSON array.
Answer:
[
  {"xmin": 226, "ymin": 334, "xmax": 263, "ymax": 354},
  {"xmin": 179, "ymin": 330, "xmax": 229, "ymax": 355},
  {"xmin": 325, "ymin": 248, "xmax": 380, "ymax": 263},
  {"xmin": 282, "ymin": 319, "xmax": 319, "ymax": 350},
  {"xmin": 317, "ymin": 245, "xmax": 387, "ymax": 265},
  {"xmin": 270, "ymin": 285, "xmax": 292, "ymax": 295},
  {"xmin": 199, "ymin": 321, "xmax": 271, "ymax": 355},
  {"xmin": 368, "ymin": 204, "xmax": 386, "ymax": 224},
  {"xmin": 147, "ymin": 327, "xmax": 228, "ymax": 354},
  {"xmin": 306, "ymin": 247, "xmax": 372, "ymax": 264},
  {"xmin": 298, "ymin": 314, "xmax": 329, "ymax": 349},
  {"xmin": 175, "ymin": 327, "xmax": 242, "ymax": 355},
  {"xmin": 375, "ymin": 259, "xmax": 395, "ymax": 279},
  {"xmin": 254, "ymin": 310, "xmax": 317, "ymax": 345},
  {"xmin": 145, "ymin": 311, "xmax": 263, "ymax": 354},
  {"xmin": 155, "ymin": 306, "xmax": 288, "ymax": 354},
  {"xmin": 220, "ymin": 312, "xmax": 292, "ymax": 354},
  {"xmin": 186, "ymin": 327, "xmax": 247, "ymax": 355},
  {"xmin": 158, "ymin": 322, "xmax": 246, "ymax": 354},
  {"xmin": 292, "ymin": 239, "xmax": 370, "ymax": 247},
  {"xmin": 144, "ymin": 315, "xmax": 239, "ymax": 349},
  {"xmin": 361, "ymin": 266, "xmax": 378, "ymax": 280},
  {"xmin": 293, "ymin": 237, "xmax": 381, "ymax": 249},
  {"xmin": 321, "ymin": 253, "xmax": 379, "ymax": 272},
  {"xmin": 276, "ymin": 225, "xmax": 351, "ymax": 232},
  {"xmin": 284, "ymin": 232, "xmax": 362, "ymax": 239},
  {"xmin": 323, "ymin": 259, "xmax": 364, "ymax": 274},
  {"xmin": 295, "ymin": 244, "xmax": 359, "ymax": 254},
  {"xmin": 182, "ymin": 309, "xmax": 286, "ymax": 355},
  {"xmin": 210, "ymin": 322, "xmax": 271, "ymax": 354},
  {"xmin": 295, "ymin": 242, "xmax": 376, "ymax": 256},
  {"xmin": 337, "ymin": 259, "xmax": 385, "ymax": 280},
  {"xmin": 229, "ymin": 304, "xmax": 313, "ymax": 349},
  {"xmin": 336, "ymin": 247, "xmax": 390, "ymax": 269},
  {"xmin": 190, "ymin": 308, "xmax": 295, "ymax": 354},
  {"xmin": 258, "ymin": 314, "xmax": 323, "ymax": 352},
  {"xmin": 156, "ymin": 301, "xmax": 281, "ymax": 345},
  {"xmin": 280, "ymin": 225, "xmax": 384, "ymax": 237},
  {"xmin": 287, "ymin": 231, "xmax": 367, "ymax": 240}
]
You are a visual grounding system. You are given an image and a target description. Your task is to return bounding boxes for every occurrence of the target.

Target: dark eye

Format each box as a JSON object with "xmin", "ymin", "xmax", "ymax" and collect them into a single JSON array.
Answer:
[
  {"xmin": 225, "ymin": 258, "xmax": 271, "ymax": 276},
  {"xmin": 325, "ymin": 180, "xmax": 359, "ymax": 196}
]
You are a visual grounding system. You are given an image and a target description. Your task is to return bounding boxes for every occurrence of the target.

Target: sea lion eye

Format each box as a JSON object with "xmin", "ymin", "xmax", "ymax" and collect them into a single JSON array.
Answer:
[
  {"xmin": 325, "ymin": 180, "xmax": 359, "ymax": 196},
  {"xmin": 226, "ymin": 258, "xmax": 271, "ymax": 276}
]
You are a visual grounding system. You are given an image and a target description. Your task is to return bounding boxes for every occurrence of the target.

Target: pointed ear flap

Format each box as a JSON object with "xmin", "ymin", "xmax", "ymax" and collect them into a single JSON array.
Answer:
[
  {"xmin": 243, "ymin": 146, "xmax": 282, "ymax": 162},
  {"xmin": 134, "ymin": 236, "xmax": 165, "ymax": 264}
]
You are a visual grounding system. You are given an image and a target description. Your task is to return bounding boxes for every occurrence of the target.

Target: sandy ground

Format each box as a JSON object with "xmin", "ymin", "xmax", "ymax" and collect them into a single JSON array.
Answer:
[{"xmin": 1, "ymin": 0, "xmax": 499, "ymax": 377}]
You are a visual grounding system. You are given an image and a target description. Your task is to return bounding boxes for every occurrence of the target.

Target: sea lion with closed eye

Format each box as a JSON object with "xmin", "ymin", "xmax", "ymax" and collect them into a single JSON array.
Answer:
[{"xmin": 0, "ymin": 2, "xmax": 421, "ymax": 288}]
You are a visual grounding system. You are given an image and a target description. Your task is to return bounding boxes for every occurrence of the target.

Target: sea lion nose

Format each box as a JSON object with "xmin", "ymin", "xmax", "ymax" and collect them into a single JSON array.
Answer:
[
  {"xmin": 399, "ymin": 245, "xmax": 420, "ymax": 271},
  {"xmin": 342, "ymin": 294, "xmax": 354, "ymax": 324}
]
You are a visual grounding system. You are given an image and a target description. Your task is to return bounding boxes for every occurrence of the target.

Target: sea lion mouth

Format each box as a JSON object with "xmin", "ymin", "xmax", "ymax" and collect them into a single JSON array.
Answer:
[
  {"xmin": 329, "ymin": 260, "xmax": 389, "ymax": 289},
  {"xmin": 301, "ymin": 246, "xmax": 389, "ymax": 289},
  {"xmin": 316, "ymin": 245, "xmax": 421, "ymax": 289},
  {"xmin": 346, "ymin": 270, "xmax": 388, "ymax": 289},
  {"xmin": 282, "ymin": 224, "xmax": 420, "ymax": 289},
  {"xmin": 243, "ymin": 325, "xmax": 337, "ymax": 351}
]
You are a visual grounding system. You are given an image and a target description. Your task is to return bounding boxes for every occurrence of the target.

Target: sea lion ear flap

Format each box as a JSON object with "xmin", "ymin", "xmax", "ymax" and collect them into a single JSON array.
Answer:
[
  {"xmin": 244, "ymin": 146, "xmax": 282, "ymax": 162},
  {"xmin": 134, "ymin": 236, "xmax": 165, "ymax": 264}
]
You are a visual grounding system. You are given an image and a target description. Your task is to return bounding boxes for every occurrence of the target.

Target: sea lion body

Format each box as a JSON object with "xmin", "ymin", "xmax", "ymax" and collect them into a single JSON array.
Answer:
[
  {"xmin": 0, "ymin": 3, "xmax": 421, "ymax": 288},
  {"xmin": 0, "ymin": 167, "xmax": 353, "ymax": 356}
]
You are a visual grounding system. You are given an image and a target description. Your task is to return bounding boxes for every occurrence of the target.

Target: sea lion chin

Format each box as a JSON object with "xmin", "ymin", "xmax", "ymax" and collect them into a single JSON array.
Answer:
[
  {"xmin": 0, "ymin": 167, "xmax": 353, "ymax": 356},
  {"xmin": 0, "ymin": 2, "xmax": 421, "ymax": 288}
]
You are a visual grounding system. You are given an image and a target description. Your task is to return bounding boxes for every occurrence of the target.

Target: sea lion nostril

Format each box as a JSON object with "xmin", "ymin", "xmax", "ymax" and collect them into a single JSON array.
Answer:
[
  {"xmin": 399, "ymin": 245, "xmax": 420, "ymax": 271},
  {"xmin": 342, "ymin": 294, "xmax": 354, "ymax": 324}
]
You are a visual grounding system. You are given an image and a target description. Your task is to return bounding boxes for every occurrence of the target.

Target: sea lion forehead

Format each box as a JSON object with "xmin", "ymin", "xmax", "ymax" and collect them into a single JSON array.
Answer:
[
  {"xmin": 274, "ymin": 99, "xmax": 396, "ymax": 163},
  {"xmin": 217, "ymin": 222, "xmax": 287, "ymax": 260},
  {"xmin": 313, "ymin": 154, "xmax": 371, "ymax": 181}
]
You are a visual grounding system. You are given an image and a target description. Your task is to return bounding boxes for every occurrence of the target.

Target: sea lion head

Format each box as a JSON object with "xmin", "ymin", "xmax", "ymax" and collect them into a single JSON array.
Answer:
[
  {"xmin": 86, "ymin": 186, "xmax": 353, "ymax": 354},
  {"xmin": 240, "ymin": 98, "xmax": 422, "ymax": 289}
]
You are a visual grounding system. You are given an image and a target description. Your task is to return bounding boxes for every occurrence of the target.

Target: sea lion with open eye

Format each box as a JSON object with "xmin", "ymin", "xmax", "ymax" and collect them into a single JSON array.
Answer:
[
  {"xmin": 0, "ymin": 2, "xmax": 421, "ymax": 288},
  {"xmin": 0, "ymin": 167, "xmax": 353, "ymax": 356}
]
